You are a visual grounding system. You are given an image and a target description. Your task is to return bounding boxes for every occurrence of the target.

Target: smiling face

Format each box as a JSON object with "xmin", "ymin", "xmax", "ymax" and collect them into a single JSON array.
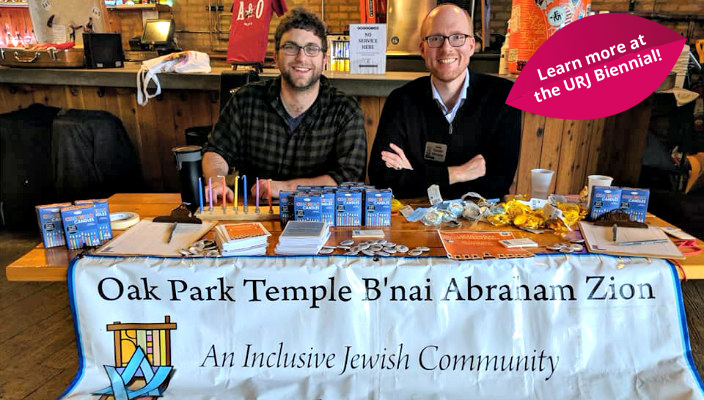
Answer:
[
  {"xmin": 275, "ymin": 28, "xmax": 325, "ymax": 92},
  {"xmin": 419, "ymin": 5, "xmax": 475, "ymax": 84}
]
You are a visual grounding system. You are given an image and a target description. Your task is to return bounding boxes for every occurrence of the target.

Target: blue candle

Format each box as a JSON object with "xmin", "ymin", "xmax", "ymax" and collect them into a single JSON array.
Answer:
[
  {"xmin": 198, "ymin": 177, "xmax": 204, "ymax": 213},
  {"xmin": 243, "ymin": 175, "xmax": 248, "ymax": 212}
]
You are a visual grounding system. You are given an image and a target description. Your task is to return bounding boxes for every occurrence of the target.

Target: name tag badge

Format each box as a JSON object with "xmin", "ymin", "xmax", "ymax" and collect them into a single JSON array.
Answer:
[{"xmin": 424, "ymin": 142, "xmax": 447, "ymax": 162}]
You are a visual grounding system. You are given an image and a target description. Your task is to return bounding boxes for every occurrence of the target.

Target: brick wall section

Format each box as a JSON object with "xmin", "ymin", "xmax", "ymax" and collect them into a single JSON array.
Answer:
[
  {"xmin": 112, "ymin": 0, "xmax": 359, "ymax": 56},
  {"xmin": 110, "ymin": 0, "xmax": 701, "ymax": 56},
  {"xmin": 592, "ymin": 0, "xmax": 703, "ymax": 46}
]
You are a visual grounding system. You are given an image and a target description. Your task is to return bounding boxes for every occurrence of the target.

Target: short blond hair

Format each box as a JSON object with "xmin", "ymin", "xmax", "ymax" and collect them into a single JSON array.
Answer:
[{"xmin": 420, "ymin": 4, "xmax": 474, "ymax": 39}]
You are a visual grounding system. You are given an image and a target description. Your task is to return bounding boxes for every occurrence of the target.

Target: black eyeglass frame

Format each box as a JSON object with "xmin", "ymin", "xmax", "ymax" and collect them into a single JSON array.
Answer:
[
  {"xmin": 422, "ymin": 34, "xmax": 472, "ymax": 48},
  {"xmin": 278, "ymin": 42, "xmax": 324, "ymax": 57}
]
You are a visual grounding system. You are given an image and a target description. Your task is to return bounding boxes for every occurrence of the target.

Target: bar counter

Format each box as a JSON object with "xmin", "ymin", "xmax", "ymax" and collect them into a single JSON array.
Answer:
[{"xmin": 0, "ymin": 64, "xmax": 426, "ymax": 97}]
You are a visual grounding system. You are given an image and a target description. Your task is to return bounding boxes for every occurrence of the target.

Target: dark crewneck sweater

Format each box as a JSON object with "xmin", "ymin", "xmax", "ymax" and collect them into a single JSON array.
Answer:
[{"xmin": 369, "ymin": 70, "xmax": 521, "ymax": 200}]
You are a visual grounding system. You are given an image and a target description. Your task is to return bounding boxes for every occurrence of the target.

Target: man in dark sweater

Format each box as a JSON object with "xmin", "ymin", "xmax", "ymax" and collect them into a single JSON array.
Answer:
[{"xmin": 369, "ymin": 4, "xmax": 520, "ymax": 200}]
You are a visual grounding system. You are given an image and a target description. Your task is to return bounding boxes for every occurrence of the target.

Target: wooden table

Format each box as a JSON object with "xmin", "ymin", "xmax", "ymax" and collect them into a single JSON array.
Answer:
[{"xmin": 6, "ymin": 193, "xmax": 704, "ymax": 281}]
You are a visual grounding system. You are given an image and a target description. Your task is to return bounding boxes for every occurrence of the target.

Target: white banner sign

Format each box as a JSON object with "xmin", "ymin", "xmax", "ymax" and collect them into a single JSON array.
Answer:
[{"xmin": 62, "ymin": 255, "xmax": 703, "ymax": 399}]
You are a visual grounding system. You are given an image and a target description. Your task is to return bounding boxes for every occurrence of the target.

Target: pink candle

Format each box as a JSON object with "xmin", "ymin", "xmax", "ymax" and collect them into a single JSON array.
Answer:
[
  {"xmin": 208, "ymin": 177, "xmax": 213, "ymax": 211},
  {"xmin": 221, "ymin": 176, "xmax": 227, "ymax": 210}
]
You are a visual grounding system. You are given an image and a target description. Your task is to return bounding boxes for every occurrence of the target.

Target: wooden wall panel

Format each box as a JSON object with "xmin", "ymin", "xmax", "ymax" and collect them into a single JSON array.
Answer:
[
  {"xmin": 555, "ymin": 120, "xmax": 593, "ymax": 194},
  {"xmin": 0, "ymin": 84, "xmax": 35, "ymax": 111},
  {"xmin": 358, "ymin": 96, "xmax": 384, "ymax": 184},
  {"xmin": 1, "ymin": 82, "xmax": 645, "ymax": 197},
  {"xmin": 539, "ymin": 117, "xmax": 566, "ymax": 195},
  {"xmin": 0, "ymin": 83, "xmax": 219, "ymax": 193},
  {"xmin": 597, "ymin": 98, "xmax": 652, "ymax": 187},
  {"xmin": 585, "ymin": 117, "xmax": 606, "ymax": 177},
  {"xmin": 114, "ymin": 87, "xmax": 144, "ymax": 169},
  {"xmin": 514, "ymin": 113, "xmax": 546, "ymax": 194},
  {"xmin": 136, "ymin": 97, "xmax": 165, "ymax": 192}
]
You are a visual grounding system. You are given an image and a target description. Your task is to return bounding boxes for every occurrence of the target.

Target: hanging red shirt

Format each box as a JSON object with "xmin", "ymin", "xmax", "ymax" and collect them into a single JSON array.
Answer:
[{"xmin": 227, "ymin": 0, "xmax": 288, "ymax": 65}]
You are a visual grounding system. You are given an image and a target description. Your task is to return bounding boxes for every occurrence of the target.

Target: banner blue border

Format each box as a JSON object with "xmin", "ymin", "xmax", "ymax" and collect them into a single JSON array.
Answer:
[{"xmin": 59, "ymin": 253, "xmax": 704, "ymax": 398}]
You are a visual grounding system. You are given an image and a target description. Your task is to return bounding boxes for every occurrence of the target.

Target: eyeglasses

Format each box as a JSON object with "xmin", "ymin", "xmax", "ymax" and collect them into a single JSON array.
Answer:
[
  {"xmin": 423, "ymin": 34, "xmax": 471, "ymax": 48},
  {"xmin": 280, "ymin": 42, "xmax": 323, "ymax": 57}
]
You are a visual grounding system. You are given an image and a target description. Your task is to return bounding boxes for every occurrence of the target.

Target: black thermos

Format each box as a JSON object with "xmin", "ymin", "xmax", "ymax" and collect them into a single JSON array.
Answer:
[{"xmin": 173, "ymin": 145, "xmax": 203, "ymax": 214}]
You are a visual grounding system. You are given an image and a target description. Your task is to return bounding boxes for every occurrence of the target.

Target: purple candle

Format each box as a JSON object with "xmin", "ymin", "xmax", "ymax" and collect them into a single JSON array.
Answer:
[{"xmin": 256, "ymin": 178, "xmax": 260, "ymax": 210}]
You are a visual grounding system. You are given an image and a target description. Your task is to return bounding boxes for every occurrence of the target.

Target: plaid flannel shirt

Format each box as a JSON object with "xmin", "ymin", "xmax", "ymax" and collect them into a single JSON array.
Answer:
[{"xmin": 204, "ymin": 76, "xmax": 367, "ymax": 185}]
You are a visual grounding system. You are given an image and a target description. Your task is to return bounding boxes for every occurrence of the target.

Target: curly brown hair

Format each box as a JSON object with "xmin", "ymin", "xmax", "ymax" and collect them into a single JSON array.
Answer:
[{"xmin": 274, "ymin": 8, "xmax": 328, "ymax": 53}]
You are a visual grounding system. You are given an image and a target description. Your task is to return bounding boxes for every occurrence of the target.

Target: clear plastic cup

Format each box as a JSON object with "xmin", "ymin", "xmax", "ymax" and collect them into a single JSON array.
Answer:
[{"xmin": 531, "ymin": 169, "xmax": 554, "ymax": 199}]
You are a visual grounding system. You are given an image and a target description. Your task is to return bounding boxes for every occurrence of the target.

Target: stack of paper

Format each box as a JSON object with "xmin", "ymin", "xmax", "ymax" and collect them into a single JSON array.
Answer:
[
  {"xmin": 214, "ymin": 222, "xmax": 271, "ymax": 256},
  {"xmin": 275, "ymin": 221, "xmax": 331, "ymax": 255}
]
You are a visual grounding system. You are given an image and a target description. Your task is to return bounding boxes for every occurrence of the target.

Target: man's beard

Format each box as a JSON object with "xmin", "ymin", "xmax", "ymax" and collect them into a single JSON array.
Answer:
[{"xmin": 281, "ymin": 68, "xmax": 322, "ymax": 92}]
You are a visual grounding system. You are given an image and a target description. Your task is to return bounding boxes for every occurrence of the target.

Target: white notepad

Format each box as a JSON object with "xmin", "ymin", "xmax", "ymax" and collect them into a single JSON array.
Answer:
[
  {"xmin": 579, "ymin": 221, "xmax": 684, "ymax": 260},
  {"xmin": 95, "ymin": 220, "xmax": 216, "ymax": 257}
]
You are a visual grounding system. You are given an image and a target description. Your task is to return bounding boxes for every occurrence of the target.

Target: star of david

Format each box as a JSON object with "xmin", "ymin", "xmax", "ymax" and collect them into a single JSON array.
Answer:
[{"xmin": 93, "ymin": 347, "xmax": 173, "ymax": 400}]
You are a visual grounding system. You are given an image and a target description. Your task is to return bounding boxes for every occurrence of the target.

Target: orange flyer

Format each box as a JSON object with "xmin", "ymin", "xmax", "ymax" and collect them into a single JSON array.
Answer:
[
  {"xmin": 219, "ymin": 223, "xmax": 271, "ymax": 241},
  {"xmin": 437, "ymin": 231, "xmax": 534, "ymax": 260}
]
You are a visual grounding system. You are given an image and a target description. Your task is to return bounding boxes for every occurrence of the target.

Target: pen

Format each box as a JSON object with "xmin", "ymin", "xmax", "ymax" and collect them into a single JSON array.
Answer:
[
  {"xmin": 617, "ymin": 239, "xmax": 669, "ymax": 247},
  {"xmin": 612, "ymin": 223, "xmax": 618, "ymax": 242},
  {"xmin": 167, "ymin": 222, "xmax": 177, "ymax": 243}
]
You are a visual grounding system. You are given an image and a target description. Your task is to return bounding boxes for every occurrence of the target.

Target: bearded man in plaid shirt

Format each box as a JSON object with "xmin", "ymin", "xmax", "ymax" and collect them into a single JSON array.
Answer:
[{"xmin": 204, "ymin": 8, "xmax": 367, "ymax": 203}]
